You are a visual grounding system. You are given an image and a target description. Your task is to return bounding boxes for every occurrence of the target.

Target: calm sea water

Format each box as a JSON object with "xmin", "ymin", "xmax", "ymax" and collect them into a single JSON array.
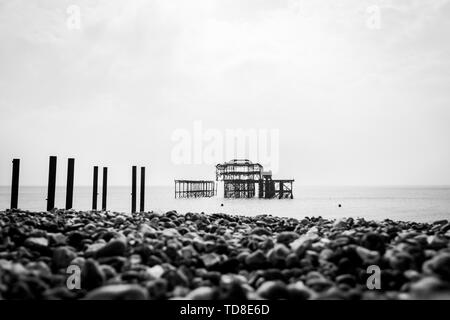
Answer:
[{"xmin": 1, "ymin": 186, "xmax": 450, "ymax": 223}]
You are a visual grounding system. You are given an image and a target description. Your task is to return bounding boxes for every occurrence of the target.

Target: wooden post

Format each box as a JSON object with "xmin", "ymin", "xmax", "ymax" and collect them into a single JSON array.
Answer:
[
  {"xmin": 10, "ymin": 159, "xmax": 20, "ymax": 209},
  {"xmin": 102, "ymin": 167, "xmax": 108, "ymax": 211},
  {"xmin": 140, "ymin": 167, "xmax": 145, "ymax": 212},
  {"xmin": 65, "ymin": 158, "xmax": 75, "ymax": 209},
  {"xmin": 131, "ymin": 166, "xmax": 137, "ymax": 213},
  {"xmin": 47, "ymin": 156, "xmax": 57, "ymax": 211},
  {"xmin": 92, "ymin": 166, "xmax": 98, "ymax": 210}
]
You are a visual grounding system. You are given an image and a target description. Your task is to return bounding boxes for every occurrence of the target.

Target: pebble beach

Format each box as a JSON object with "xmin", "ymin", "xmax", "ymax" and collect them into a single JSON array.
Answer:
[{"xmin": 1, "ymin": 209, "xmax": 450, "ymax": 300}]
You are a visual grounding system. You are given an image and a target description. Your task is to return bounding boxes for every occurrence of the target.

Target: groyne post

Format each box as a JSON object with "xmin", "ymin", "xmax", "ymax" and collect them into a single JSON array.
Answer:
[
  {"xmin": 92, "ymin": 166, "xmax": 98, "ymax": 210},
  {"xmin": 131, "ymin": 166, "xmax": 137, "ymax": 213},
  {"xmin": 46, "ymin": 156, "xmax": 57, "ymax": 211},
  {"xmin": 10, "ymin": 159, "xmax": 20, "ymax": 209},
  {"xmin": 140, "ymin": 167, "xmax": 145, "ymax": 212},
  {"xmin": 65, "ymin": 158, "xmax": 75, "ymax": 209},
  {"xmin": 102, "ymin": 167, "xmax": 108, "ymax": 211}
]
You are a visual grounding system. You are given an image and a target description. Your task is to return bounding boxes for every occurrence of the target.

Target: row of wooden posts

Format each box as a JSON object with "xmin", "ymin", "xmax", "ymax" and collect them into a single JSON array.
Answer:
[{"xmin": 9, "ymin": 157, "xmax": 147, "ymax": 213}]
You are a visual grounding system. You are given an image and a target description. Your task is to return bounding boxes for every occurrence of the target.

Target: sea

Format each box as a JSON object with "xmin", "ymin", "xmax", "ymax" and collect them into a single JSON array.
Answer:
[{"xmin": 1, "ymin": 186, "xmax": 450, "ymax": 223}]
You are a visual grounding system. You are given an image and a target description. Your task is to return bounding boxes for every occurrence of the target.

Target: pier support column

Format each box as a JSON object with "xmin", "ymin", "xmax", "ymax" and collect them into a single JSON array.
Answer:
[
  {"xmin": 92, "ymin": 166, "xmax": 98, "ymax": 210},
  {"xmin": 65, "ymin": 158, "xmax": 75, "ymax": 209},
  {"xmin": 140, "ymin": 167, "xmax": 145, "ymax": 212},
  {"xmin": 46, "ymin": 156, "xmax": 57, "ymax": 211},
  {"xmin": 102, "ymin": 167, "xmax": 108, "ymax": 211},
  {"xmin": 10, "ymin": 159, "xmax": 20, "ymax": 210},
  {"xmin": 131, "ymin": 166, "xmax": 137, "ymax": 213}
]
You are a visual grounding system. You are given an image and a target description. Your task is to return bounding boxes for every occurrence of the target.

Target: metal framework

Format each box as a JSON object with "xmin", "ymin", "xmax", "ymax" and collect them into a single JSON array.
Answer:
[
  {"xmin": 223, "ymin": 180, "xmax": 256, "ymax": 198},
  {"xmin": 258, "ymin": 178, "xmax": 294, "ymax": 199},
  {"xmin": 216, "ymin": 159, "xmax": 294, "ymax": 199},
  {"xmin": 216, "ymin": 159, "xmax": 263, "ymax": 181},
  {"xmin": 174, "ymin": 180, "xmax": 216, "ymax": 198},
  {"xmin": 174, "ymin": 159, "xmax": 294, "ymax": 199}
]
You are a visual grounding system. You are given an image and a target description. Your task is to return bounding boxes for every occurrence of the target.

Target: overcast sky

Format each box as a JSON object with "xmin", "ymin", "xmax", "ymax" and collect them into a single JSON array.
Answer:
[{"xmin": 1, "ymin": 0, "xmax": 450, "ymax": 186}]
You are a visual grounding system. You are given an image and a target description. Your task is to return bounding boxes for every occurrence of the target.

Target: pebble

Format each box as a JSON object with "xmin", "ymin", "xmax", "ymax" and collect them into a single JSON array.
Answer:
[
  {"xmin": 148, "ymin": 265, "xmax": 165, "ymax": 279},
  {"xmin": 257, "ymin": 281, "xmax": 289, "ymax": 300},
  {"xmin": 276, "ymin": 231, "xmax": 299, "ymax": 245},
  {"xmin": 82, "ymin": 259, "xmax": 105, "ymax": 290},
  {"xmin": 95, "ymin": 239, "xmax": 127, "ymax": 258},
  {"xmin": 422, "ymin": 253, "xmax": 450, "ymax": 281},
  {"xmin": 245, "ymin": 250, "xmax": 268, "ymax": 269},
  {"xmin": 147, "ymin": 279, "xmax": 168, "ymax": 299},
  {"xmin": 84, "ymin": 284, "xmax": 148, "ymax": 300},
  {"xmin": 251, "ymin": 227, "xmax": 272, "ymax": 236},
  {"xmin": 52, "ymin": 246, "xmax": 77, "ymax": 270},
  {"xmin": 24, "ymin": 237, "xmax": 48, "ymax": 249},
  {"xmin": 1, "ymin": 209, "xmax": 450, "ymax": 300},
  {"xmin": 186, "ymin": 286, "xmax": 216, "ymax": 300},
  {"xmin": 408, "ymin": 276, "xmax": 450, "ymax": 299}
]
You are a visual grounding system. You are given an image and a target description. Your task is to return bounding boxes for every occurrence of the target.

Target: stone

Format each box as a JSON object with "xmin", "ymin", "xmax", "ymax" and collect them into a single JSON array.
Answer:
[
  {"xmin": 251, "ymin": 227, "xmax": 272, "ymax": 236},
  {"xmin": 409, "ymin": 276, "xmax": 450, "ymax": 299},
  {"xmin": 52, "ymin": 246, "xmax": 77, "ymax": 270},
  {"xmin": 186, "ymin": 286, "xmax": 216, "ymax": 300},
  {"xmin": 287, "ymin": 281, "xmax": 314, "ymax": 300},
  {"xmin": 82, "ymin": 259, "xmax": 105, "ymax": 290},
  {"xmin": 95, "ymin": 239, "xmax": 127, "ymax": 258},
  {"xmin": 67, "ymin": 231, "xmax": 87, "ymax": 249},
  {"xmin": 43, "ymin": 287, "xmax": 77, "ymax": 300},
  {"xmin": 257, "ymin": 281, "xmax": 289, "ymax": 300},
  {"xmin": 85, "ymin": 242, "xmax": 106, "ymax": 256},
  {"xmin": 439, "ymin": 223, "xmax": 450, "ymax": 233},
  {"xmin": 276, "ymin": 231, "xmax": 299, "ymax": 245},
  {"xmin": 286, "ymin": 253, "xmax": 300, "ymax": 268},
  {"xmin": 361, "ymin": 232, "xmax": 386, "ymax": 253},
  {"xmin": 245, "ymin": 250, "xmax": 267, "ymax": 269},
  {"xmin": 336, "ymin": 274, "xmax": 357, "ymax": 288},
  {"xmin": 181, "ymin": 245, "xmax": 197, "ymax": 259},
  {"xmin": 162, "ymin": 228, "xmax": 180, "ymax": 238},
  {"xmin": 333, "ymin": 219, "xmax": 348, "ymax": 229},
  {"xmin": 114, "ymin": 216, "xmax": 126, "ymax": 225},
  {"xmin": 100, "ymin": 264, "xmax": 117, "ymax": 280},
  {"xmin": 148, "ymin": 265, "xmax": 165, "ymax": 279},
  {"xmin": 48, "ymin": 233, "xmax": 67, "ymax": 245},
  {"xmin": 356, "ymin": 246, "xmax": 380, "ymax": 265},
  {"xmin": 24, "ymin": 237, "xmax": 48, "ymax": 249},
  {"xmin": 306, "ymin": 277, "xmax": 333, "ymax": 293},
  {"xmin": 422, "ymin": 253, "xmax": 450, "ymax": 281},
  {"xmin": 139, "ymin": 224, "xmax": 157, "ymax": 236},
  {"xmin": 84, "ymin": 284, "xmax": 148, "ymax": 300},
  {"xmin": 290, "ymin": 228, "xmax": 318, "ymax": 252},
  {"xmin": 84, "ymin": 223, "xmax": 97, "ymax": 233},
  {"xmin": 147, "ymin": 279, "xmax": 168, "ymax": 299},
  {"xmin": 267, "ymin": 244, "xmax": 290, "ymax": 266},
  {"xmin": 201, "ymin": 253, "xmax": 221, "ymax": 268},
  {"xmin": 387, "ymin": 251, "xmax": 414, "ymax": 271}
]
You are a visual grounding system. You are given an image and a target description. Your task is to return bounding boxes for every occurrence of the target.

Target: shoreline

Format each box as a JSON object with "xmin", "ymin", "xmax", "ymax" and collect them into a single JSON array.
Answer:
[{"xmin": 0, "ymin": 209, "xmax": 450, "ymax": 300}]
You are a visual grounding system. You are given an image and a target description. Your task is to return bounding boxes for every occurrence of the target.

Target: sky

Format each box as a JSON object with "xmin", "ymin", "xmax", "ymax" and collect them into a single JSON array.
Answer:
[{"xmin": 0, "ymin": 0, "xmax": 450, "ymax": 186}]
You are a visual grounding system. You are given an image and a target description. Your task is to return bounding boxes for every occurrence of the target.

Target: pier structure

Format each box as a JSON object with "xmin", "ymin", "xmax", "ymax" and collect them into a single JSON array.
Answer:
[
  {"xmin": 258, "ymin": 171, "xmax": 294, "ymax": 199},
  {"xmin": 216, "ymin": 159, "xmax": 262, "ymax": 198},
  {"xmin": 174, "ymin": 180, "xmax": 216, "ymax": 198},
  {"xmin": 216, "ymin": 159, "xmax": 263, "ymax": 181},
  {"xmin": 215, "ymin": 159, "xmax": 294, "ymax": 199}
]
